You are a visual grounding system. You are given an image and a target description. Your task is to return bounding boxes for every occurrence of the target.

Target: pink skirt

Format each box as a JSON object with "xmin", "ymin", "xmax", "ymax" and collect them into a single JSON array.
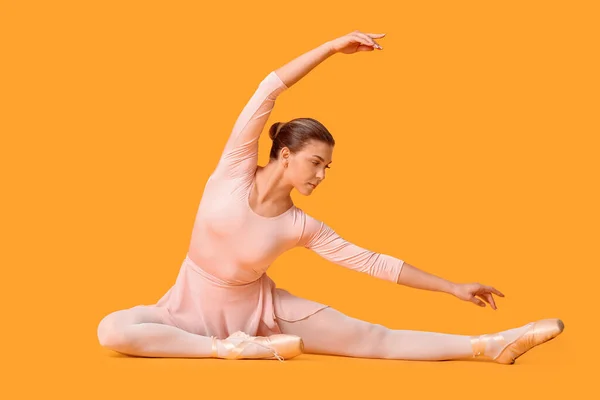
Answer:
[{"xmin": 144, "ymin": 254, "xmax": 329, "ymax": 339}]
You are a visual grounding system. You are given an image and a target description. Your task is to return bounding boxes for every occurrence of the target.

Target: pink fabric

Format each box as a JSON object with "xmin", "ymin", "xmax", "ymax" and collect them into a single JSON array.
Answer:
[{"xmin": 152, "ymin": 71, "xmax": 405, "ymax": 339}]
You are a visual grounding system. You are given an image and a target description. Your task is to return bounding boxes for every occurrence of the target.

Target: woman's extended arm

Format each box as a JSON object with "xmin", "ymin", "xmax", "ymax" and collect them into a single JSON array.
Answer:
[
  {"xmin": 397, "ymin": 262, "xmax": 506, "ymax": 309},
  {"xmin": 298, "ymin": 212, "xmax": 506, "ymax": 308},
  {"xmin": 395, "ymin": 262, "xmax": 457, "ymax": 295}
]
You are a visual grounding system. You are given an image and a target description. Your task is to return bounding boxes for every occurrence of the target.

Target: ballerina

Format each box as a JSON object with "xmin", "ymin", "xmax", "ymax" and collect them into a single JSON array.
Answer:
[{"xmin": 97, "ymin": 30, "xmax": 564, "ymax": 363}]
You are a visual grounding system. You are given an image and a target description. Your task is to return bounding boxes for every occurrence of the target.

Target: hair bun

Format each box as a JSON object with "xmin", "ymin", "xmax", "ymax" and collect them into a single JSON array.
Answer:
[{"xmin": 269, "ymin": 122, "xmax": 284, "ymax": 140}]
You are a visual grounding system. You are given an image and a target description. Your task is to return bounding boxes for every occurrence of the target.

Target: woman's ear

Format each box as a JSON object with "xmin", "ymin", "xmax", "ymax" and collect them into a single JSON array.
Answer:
[{"xmin": 282, "ymin": 150, "xmax": 290, "ymax": 168}]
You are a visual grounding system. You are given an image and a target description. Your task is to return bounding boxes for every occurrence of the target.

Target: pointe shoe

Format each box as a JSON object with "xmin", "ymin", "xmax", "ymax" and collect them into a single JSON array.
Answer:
[
  {"xmin": 470, "ymin": 318, "xmax": 565, "ymax": 364},
  {"xmin": 211, "ymin": 331, "xmax": 304, "ymax": 361}
]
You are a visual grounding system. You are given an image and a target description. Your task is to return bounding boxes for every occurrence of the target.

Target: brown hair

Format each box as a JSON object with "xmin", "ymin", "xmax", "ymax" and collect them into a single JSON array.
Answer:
[{"xmin": 268, "ymin": 117, "xmax": 335, "ymax": 161}]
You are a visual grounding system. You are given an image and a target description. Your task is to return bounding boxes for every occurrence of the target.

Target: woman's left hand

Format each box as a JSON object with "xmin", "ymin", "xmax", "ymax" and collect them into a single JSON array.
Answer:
[
  {"xmin": 328, "ymin": 30, "xmax": 385, "ymax": 54},
  {"xmin": 451, "ymin": 282, "xmax": 505, "ymax": 310}
]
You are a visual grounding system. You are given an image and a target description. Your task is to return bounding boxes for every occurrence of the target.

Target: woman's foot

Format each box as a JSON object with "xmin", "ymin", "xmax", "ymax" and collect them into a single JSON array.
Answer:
[
  {"xmin": 211, "ymin": 331, "xmax": 304, "ymax": 361},
  {"xmin": 470, "ymin": 318, "xmax": 564, "ymax": 364}
]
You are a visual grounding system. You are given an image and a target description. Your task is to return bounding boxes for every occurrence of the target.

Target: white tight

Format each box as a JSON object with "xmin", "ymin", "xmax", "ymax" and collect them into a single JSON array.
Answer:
[
  {"xmin": 98, "ymin": 304, "xmax": 482, "ymax": 360},
  {"xmin": 97, "ymin": 305, "xmax": 216, "ymax": 358},
  {"xmin": 278, "ymin": 307, "xmax": 474, "ymax": 360}
]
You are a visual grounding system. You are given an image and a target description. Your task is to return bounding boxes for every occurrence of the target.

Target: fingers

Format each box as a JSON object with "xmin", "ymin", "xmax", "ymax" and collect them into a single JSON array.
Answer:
[
  {"xmin": 479, "ymin": 292, "xmax": 497, "ymax": 310},
  {"xmin": 351, "ymin": 32, "xmax": 376, "ymax": 47},
  {"xmin": 350, "ymin": 32, "xmax": 383, "ymax": 49},
  {"xmin": 356, "ymin": 45, "xmax": 376, "ymax": 52},
  {"xmin": 470, "ymin": 297, "xmax": 486, "ymax": 307},
  {"xmin": 487, "ymin": 286, "xmax": 505, "ymax": 297},
  {"xmin": 365, "ymin": 33, "xmax": 386, "ymax": 38},
  {"xmin": 353, "ymin": 30, "xmax": 386, "ymax": 38}
]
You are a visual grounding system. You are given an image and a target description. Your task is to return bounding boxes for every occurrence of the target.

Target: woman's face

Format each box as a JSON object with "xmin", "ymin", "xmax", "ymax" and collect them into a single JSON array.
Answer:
[{"xmin": 285, "ymin": 140, "xmax": 333, "ymax": 195}]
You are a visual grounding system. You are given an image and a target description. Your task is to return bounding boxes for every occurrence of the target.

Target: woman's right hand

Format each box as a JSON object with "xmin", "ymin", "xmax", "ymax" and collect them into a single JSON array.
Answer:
[
  {"xmin": 328, "ymin": 30, "xmax": 385, "ymax": 54},
  {"xmin": 451, "ymin": 282, "xmax": 505, "ymax": 310}
]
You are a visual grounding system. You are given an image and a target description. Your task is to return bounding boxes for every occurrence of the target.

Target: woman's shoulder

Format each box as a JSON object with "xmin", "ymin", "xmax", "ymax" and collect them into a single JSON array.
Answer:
[
  {"xmin": 292, "ymin": 207, "xmax": 329, "ymax": 246},
  {"xmin": 293, "ymin": 206, "xmax": 326, "ymax": 224}
]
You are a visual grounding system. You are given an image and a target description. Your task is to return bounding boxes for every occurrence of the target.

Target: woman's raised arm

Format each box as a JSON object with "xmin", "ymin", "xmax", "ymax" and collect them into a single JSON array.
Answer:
[
  {"xmin": 273, "ymin": 41, "xmax": 336, "ymax": 89},
  {"xmin": 275, "ymin": 30, "xmax": 385, "ymax": 88},
  {"xmin": 211, "ymin": 31, "xmax": 385, "ymax": 181}
]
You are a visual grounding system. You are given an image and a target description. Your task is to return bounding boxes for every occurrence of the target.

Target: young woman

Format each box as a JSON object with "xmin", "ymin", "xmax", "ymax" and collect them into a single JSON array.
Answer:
[{"xmin": 97, "ymin": 30, "xmax": 564, "ymax": 364}]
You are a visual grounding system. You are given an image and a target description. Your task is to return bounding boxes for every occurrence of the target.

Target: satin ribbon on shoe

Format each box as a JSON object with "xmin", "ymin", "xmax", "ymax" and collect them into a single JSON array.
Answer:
[
  {"xmin": 470, "ymin": 333, "xmax": 506, "ymax": 361},
  {"xmin": 211, "ymin": 336, "xmax": 218, "ymax": 358}
]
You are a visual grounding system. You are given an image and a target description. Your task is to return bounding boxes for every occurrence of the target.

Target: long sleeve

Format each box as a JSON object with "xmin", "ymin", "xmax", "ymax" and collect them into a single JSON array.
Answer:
[
  {"xmin": 211, "ymin": 70, "xmax": 289, "ymax": 180},
  {"xmin": 297, "ymin": 213, "xmax": 404, "ymax": 284}
]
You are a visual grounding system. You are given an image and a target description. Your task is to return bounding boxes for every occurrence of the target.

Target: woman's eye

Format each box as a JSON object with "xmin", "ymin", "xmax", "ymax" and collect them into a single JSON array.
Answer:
[{"xmin": 312, "ymin": 160, "xmax": 330, "ymax": 169}]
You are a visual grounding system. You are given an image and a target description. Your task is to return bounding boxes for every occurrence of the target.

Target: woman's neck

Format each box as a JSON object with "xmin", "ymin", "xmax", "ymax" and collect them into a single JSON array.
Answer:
[{"xmin": 253, "ymin": 163, "xmax": 294, "ymax": 207}]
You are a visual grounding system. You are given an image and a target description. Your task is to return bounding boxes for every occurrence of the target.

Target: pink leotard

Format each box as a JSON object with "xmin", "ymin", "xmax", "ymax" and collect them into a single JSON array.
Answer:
[{"xmin": 153, "ymin": 70, "xmax": 405, "ymax": 339}]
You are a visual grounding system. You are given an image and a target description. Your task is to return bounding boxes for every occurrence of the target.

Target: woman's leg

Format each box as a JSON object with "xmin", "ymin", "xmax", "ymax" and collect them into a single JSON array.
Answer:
[
  {"xmin": 97, "ymin": 304, "xmax": 302, "ymax": 360},
  {"xmin": 97, "ymin": 305, "xmax": 216, "ymax": 358},
  {"xmin": 277, "ymin": 306, "xmax": 534, "ymax": 361}
]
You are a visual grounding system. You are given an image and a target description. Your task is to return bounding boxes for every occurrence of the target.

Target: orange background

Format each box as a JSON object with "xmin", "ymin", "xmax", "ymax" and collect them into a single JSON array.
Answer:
[{"xmin": 2, "ymin": 0, "xmax": 597, "ymax": 398}]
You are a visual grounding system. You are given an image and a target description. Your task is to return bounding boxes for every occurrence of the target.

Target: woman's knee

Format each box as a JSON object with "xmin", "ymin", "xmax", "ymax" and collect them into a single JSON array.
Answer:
[
  {"xmin": 97, "ymin": 305, "xmax": 164, "ymax": 349},
  {"xmin": 97, "ymin": 309, "xmax": 129, "ymax": 348}
]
